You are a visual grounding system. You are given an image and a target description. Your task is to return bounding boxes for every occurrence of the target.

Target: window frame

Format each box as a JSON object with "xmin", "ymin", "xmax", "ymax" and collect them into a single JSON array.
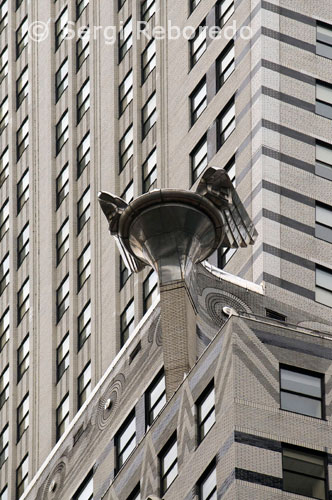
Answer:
[
  {"xmin": 16, "ymin": 66, "xmax": 29, "ymax": 109},
  {"xmin": 0, "ymin": 253, "xmax": 9, "ymax": 295},
  {"xmin": 143, "ymin": 148, "xmax": 157, "ymax": 192},
  {"xmin": 0, "ymin": 46, "xmax": 8, "ymax": 84},
  {"xmin": 315, "ymin": 201, "xmax": 332, "ymax": 243},
  {"xmin": 316, "ymin": 264, "xmax": 332, "ymax": 308},
  {"xmin": 316, "ymin": 139, "xmax": 332, "ymax": 181},
  {"xmin": 76, "ymin": 0, "xmax": 89, "ymax": 20},
  {"xmin": 78, "ymin": 361, "xmax": 92, "ymax": 409},
  {"xmin": 142, "ymin": 39, "xmax": 156, "ymax": 83},
  {"xmin": 0, "ymin": 96, "xmax": 8, "ymax": 134},
  {"xmin": 72, "ymin": 470, "xmax": 93, "ymax": 500},
  {"xmin": 190, "ymin": 77, "xmax": 207, "ymax": 126},
  {"xmin": 16, "ymin": 454, "xmax": 29, "ymax": 500},
  {"xmin": 142, "ymin": 92, "xmax": 157, "ymax": 139},
  {"xmin": 196, "ymin": 379, "xmax": 215, "ymax": 443},
  {"xmin": 16, "ymin": 16, "xmax": 28, "ymax": 59},
  {"xmin": 119, "ymin": 125, "xmax": 134, "ymax": 172},
  {"xmin": 56, "ymin": 218, "xmax": 69, "ymax": 264},
  {"xmin": 77, "ymin": 29, "xmax": 90, "ymax": 70},
  {"xmin": 191, "ymin": 135, "xmax": 208, "ymax": 183},
  {"xmin": 198, "ymin": 459, "xmax": 217, "ymax": 500},
  {"xmin": 56, "ymin": 393, "xmax": 69, "ymax": 441},
  {"xmin": 120, "ymin": 298, "xmax": 135, "ymax": 346},
  {"xmin": 143, "ymin": 270, "xmax": 158, "ymax": 313},
  {"xmin": 77, "ymin": 132, "xmax": 90, "ymax": 177},
  {"xmin": 56, "ymin": 164, "xmax": 69, "ymax": 208},
  {"xmin": 0, "ymin": 199, "xmax": 9, "ymax": 239},
  {"xmin": 316, "ymin": 20, "xmax": 332, "ymax": 60},
  {"xmin": 217, "ymin": 40, "xmax": 235, "ymax": 90},
  {"xmin": 0, "ymin": 147, "xmax": 9, "ymax": 187},
  {"xmin": 17, "ymin": 170, "xmax": 29, "ymax": 213},
  {"xmin": 17, "ymin": 335, "xmax": 29, "ymax": 381},
  {"xmin": 316, "ymin": 80, "xmax": 332, "ymax": 119},
  {"xmin": 115, "ymin": 410, "xmax": 136, "ymax": 472},
  {"xmin": 0, "ymin": 308, "xmax": 9, "ymax": 352},
  {"xmin": 145, "ymin": 369, "xmax": 166, "ymax": 428},
  {"xmin": 56, "ymin": 110, "xmax": 69, "ymax": 154},
  {"xmin": 55, "ymin": 8, "xmax": 68, "ymax": 50},
  {"xmin": 190, "ymin": 23, "xmax": 207, "ymax": 68},
  {"xmin": 56, "ymin": 274, "xmax": 70, "ymax": 322},
  {"xmin": 217, "ymin": 97, "xmax": 235, "ymax": 148},
  {"xmin": 78, "ymin": 301, "xmax": 91, "ymax": 350},
  {"xmin": 77, "ymin": 78, "xmax": 90, "ymax": 123},
  {"xmin": 17, "ymin": 223, "xmax": 29, "ymax": 267},
  {"xmin": 141, "ymin": 0, "xmax": 156, "ymax": 23},
  {"xmin": 119, "ymin": 17, "xmax": 133, "ymax": 61},
  {"xmin": 56, "ymin": 58, "xmax": 69, "ymax": 102},
  {"xmin": 119, "ymin": 70, "xmax": 133, "ymax": 115},
  {"xmin": 120, "ymin": 256, "xmax": 131, "ymax": 289},
  {"xmin": 0, "ymin": 365, "xmax": 9, "ymax": 409},
  {"xmin": 17, "ymin": 393, "xmax": 29, "ymax": 441},
  {"xmin": 159, "ymin": 433, "xmax": 178, "ymax": 496},
  {"xmin": 77, "ymin": 187, "xmax": 90, "ymax": 233},
  {"xmin": 17, "ymin": 278, "xmax": 29, "ymax": 324},
  {"xmin": 216, "ymin": 0, "xmax": 234, "ymax": 28},
  {"xmin": 17, "ymin": 117, "xmax": 29, "ymax": 160},
  {"xmin": 78, "ymin": 243, "xmax": 91, "ymax": 290},
  {"xmin": 56, "ymin": 333, "xmax": 69, "ymax": 382},
  {"xmin": 0, "ymin": 423, "xmax": 9, "ymax": 468}
]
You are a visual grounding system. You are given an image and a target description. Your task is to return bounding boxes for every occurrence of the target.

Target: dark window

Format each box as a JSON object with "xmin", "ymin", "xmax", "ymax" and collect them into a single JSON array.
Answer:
[
  {"xmin": 56, "ymin": 394, "xmax": 69, "ymax": 440},
  {"xmin": 76, "ymin": 29, "xmax": 89, "ymax": 70},
  {"xmin": 142, "ymin": 92, "xmax": 157, "ymax": 138},
  {"xmin": 120, "ymin": 299, "xmax": 134, "ymax": 346},
  {"xmin": 17, "ymin": 170, "xmax": 29, "ymax": 213},
  {"xmin": 141, "ymin": 0, "xmax": 155, "ymax": 22},
  {"xmin": 190, "ymin": 77, "xmax": 207, "ymax": 125},
  {"xmin": 16, "ymin": 17, "xmax": 28, "ymax": 58},
  {"xmin": 57, "ymin": 333, "xmax": 69, "ymax": 381},
  {"xmin": 266, "ymin": 309, "xmax": 286, "ymax": 322},
  {"xmin": 56, "ymin": 164, "xmax": 69, "ymax": 207},
  {"xmin": 119, "ymin": 18, "xmax": 133, "ymax": 61},
  {"xmin": 78, "ymin": 244, "xmax": 91, "ymax": 290},
  {"xmin": 77, "ymin": 187, "xmax": 90, "ymax": 232},
  {"xmin": 143, "ymin": 270, "xmax": 158, "ymax": 313},
  {"xmin": 16, "ymin": 0, "xmax": 24, "ymax": 9},
  {"xmin": 56, "ymin": 58, "xmax": 68, "ymax": 101},
  {"xmin": 76, "ymin": 0, "xmax": 89, "ymax": 19},
  {"xmin": 190, "ymin": 0, "xmax": 201, "ymax": 14},
  {"xmin": 315, "ymin": 201, "xmax": 332, "ymax": 243},
  {"xmin": 316, "ymin": 264, "xmax": 332, "ymax": 307},
  {"xmin": 0, "ymin": 199, "xmax": 9, "ymax": 238},
  {"xmin": 0, "ymin": 46, "xmax": 8, "ymax": 84},
  {"xmin": 191, "ymin": 135, "xmax": 207, "ymax": 183},
  {"xmin": 118, "ymin": 0, "xmax": 125, "ymax": 9},
  {"xmin": 16, "ymin": 66, "xmax": 28, "ymax": 109},
  {"xmin": 217, "ymin": 246, "xmax": 236, "ymax": 269},
  {"xmin": 317, "ymin": 21, "xmax": 332, "ymax": 59},
  {"xmin": 316, "ymin": 80, "xmax": 332, "ymax": 119},
  {"xmin": 56, "ymin": 218, "xmax": 69, "ymax": 264},
  {"xmin": 17, "ymin": 118, "xmax": 29, "ymax": 160},
  {"xmin": 143, "ymin": 148, "xmax": 157, "ymax": 192},
  {"xmin": 56, "ymin": 110, "xmax": 69, "ymax": 154},
  {"xmin": 78, "ymin": 362, "xmax": 91, "ymax": 408},
  {"xmin": 0, "ymin": 424, "xmax": 9, "ymax": 468},
  {"xmin": 17, "ymin": 223, "xmax": 29, "ymax": 266},
  {"xmin": 280, "ymin": 366, "xmax": 324, "ymax": 418},
  {"xmin": 119, "ymin": 125, "xmax": 133, "ymax": 171},
  {"xmin": 282, "ymin": 445, "xmax": 327, "ymax": 500},
  {"xmin": 78, "ymin": 301, "xmax": 91, "ymax": 349},
  {"xmin": 160, "ymin": 434, "xmax": 178, "ymax": 495},
  {"xmin": 0, "ymin": 253, "xmax": 9, "ymax": 295},
  {"xmin": 17, "ymin": 279, "xmax": 29, "ymax": 324},
  {"xmin": 16, "ymin": 454, "xmax": 28, "ymax": 499},
  {"xmin": 216, "ymin": 0, "xmax": 234, "ymax": 27},
  {"xmin": 77, "ymin": 132, "xmax": 90, "ymax": 177},
  {"xmin": 119, "ymin": 70, "xmax": 133, "ymax": 115},
  {"xmin": 142, "ymin": 39, "xmax": 156, "ymax": 82},
  {"xmin": 217, "ymin": 41, "xmax": 234, "ymax": 90},
  {"xmin": 145, "ymin": 369, "xmax": 166, "ymax": 427},
  {"xmin": 17, "ymin": 394, "xmax": 29, "ymax": 440},
  {"xmin": 77, "ymin": 79, "xmax": 90, "ymax": 123},
  {"xmin": 56, "ymin": 275, "xmax": 69, "ymax": 322},
  {"xmin": 126, "ymin": 483, "xmax": 140, "ymax": 500},
  {"xmin": 316, "ymin": 140, "xmax": 332, "ymax": 181},
  {"xmin": 0, "ymin": 147, "xmax": 9, "ymax": 187},
  {"xmin": 190, "ymin": 23, "xmax": 206, "ymax": 68},
  {"xmin": 197, "ymin": 381, "xmax": 215, "ymax": 442},
  {"xmin": 55, "ymin": 8, "xmax": 68, "ymax": 50},
  {"xmin": 217, "ymin": 97, "xmax": 235, "ymax": 148},
  {"xmin": 0, "ymin": 308, "xmax": 9, "ymax": 351},
  {"xmin": 0, "ymin": 365, "xmax": 9, "ymax": 408},
  {"xmin": 115, "ymin": 410, "xmax": 136, "ymax": 471},
  {"xmin": 73, "ymin": 471, "xmax": 93, "ymax": 500},
  {"xmin": 17, "ymin": 335, "xmax": 29, "ymax": 381},
  {"xmin": 120, "ymin": 256, "xmax": 131, "ymax": 288},
  {"xmin": 198, "ymin": 460, "xmax": 217, "ymax": 500}
]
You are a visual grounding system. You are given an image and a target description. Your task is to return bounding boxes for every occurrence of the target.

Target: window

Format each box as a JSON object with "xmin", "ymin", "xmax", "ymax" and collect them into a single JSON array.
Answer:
[
  {"xmin": 217, "ymin": 41, "xmax": 234, "ymax": 90},
  {"xmin": 197, "ymin": 381, "xmax": 215, "ymax": 442},
  {"xmin": 0, "ymin": 199, "xmax": 9, "ymax": 238},
  {"xmin": 77, "ymin": 29, "xmax": 90, "ymax": 69},
  {"xmin": 17, "ymin": 279, "xmax": 29, "ymax": 324},
  {"xmin": 316, "ymin": 201, "xmax": 332, "ymax": 243},
  {"xmin": 317, "ymin": 21, "xmax": 332, "ymax": 59},
  {"xmin": 141, "ymin": 0, "xmax": 155, "ymax": 22},
  {"xmin": 115, "ymin": 410, "xmax": 136, "ymax": 471},
  {"xmin": 57, "ymin": 275, "xmax": 69, "ymax": 322},
  {"xmin": 142, "ymin": 39, "xmax": 156, "ymax": 82},
  {"xmin": 56, "ymin": 164, "xmax": 69, "ymax": 207},
  {"xmin": 17, "ymin": 335, "xmax": 29, "ymax": 381},
  {"xmin": 218, "ymin": 247, "xmax": 236, "ymax": 268},
  {"xmin": 76, "ymin": 0, "xmax": 88, "ymax": 19},
  {"xmin": 316, "ymin": 80, "xmax": 332, "ymax": 119},
  {"xmin": 56, "ymin": 394, "xmax": 69, "ymax": 440},
  {"xmin": 119, "ymin": 18, "xmax": 133, "ymax": 61},
  {"xmin": 127, "ymin": 484, "xmax": 140, "ymax": 500},
  {"xmin": 191, "ymin": 136, "xmax": 207, "ymax": 183},
  {"xmin": 142, "ymin": 92, "xmax": 157, "ymax": 138},
  {"xmin": 78, "ymin": 244, "xmax": 91, "ymax": 290},
  {"xmin": 77, "ymin": 187, "xmax": 90, "ymax": 232},
  {"xmin": 190, "ymin": 23, "xmax": 206, "ymax": 68},
  {"xmin": 0, "ymin": 1, "xmax": 8, "ymax": 33},
  {"xmin": 16, "ymin": 17, "xmax": 28, "ymax": 58},
  {"xmin": 198, "ymin": 461, "xmax": 217, "ymax": 500},
  {"xmin": 316, "ymin": 140, "xmax": 332, "ymax": 181},
  {"xmin": 0, "ymin": 486, "xmax": 7, "ymax": 500},
  {"xmin": 121, "ymin": 181, "xmax": 134, "ymax": 204},
  {"xmin": 16, "ymin": 0, "xmax": 24, "ymax": 9},
  {"xmin": 119, "ymin": 125, "xmax": 133, "ymax": 171},
  {"xmin": 55, "ymin": 8, "xmax": 68, "ymax": 49},
  {"xmin": 77, "ymin": 133, "xmax": 90, "ymax": 176},
  {"xmin": 78, "ymin": 362, "xmax": 91, "ymax": 408},
  {"xmin": 0, "ymin": 308, "xmax": 9, "ymax": 351},
  {"xmin": 0, "ymin": 147, "xmax": 9, "ymax": 187},
  {"xmin": 0, "ymin": 46, "xmax": 8, "ymax": 84},
  {"xmin": 0, "ymin": 97, "xmax": 8, "ymax": 133},
  {"xmin": 16, "ymin": 66, "xmax": 28, "ymax": 109},
  {"xmin": 16, "ymin": 454, "xmax": 28, "ymax": 499},
  {"xmin": 224, "ymin": 155, "xmax": 235, "ymax": 185},
  {"xmin": 17, "ymin": 118, "xmax": 29, "ymax": 159},
  {"xmin": 56, "ymin": 110, "xmax": 69, "ymax": 154},
  {"xmin": 142, "ymin": 148, "xmax": 157, "ymax": 192},
  {"xmin": 56, "ymin": 219, "xmax": 69, "ymax": 264},
  {"xmin": 0, "ymin": 253, "xmax": 9, "ymax": 295},
  {"xmin": 17, "ymin": 223, "xmax": 29, "ymax": 266},
  {"xmin": 0, "ymin": 424, "xmax": 8, "ymax": 468},
  {"xmin": 316, "ymin": 265, "xmax": 332, "ymax": 307},
  {"xmin": 145, "ymin": 370, "xmax": 166, "ymax": 427},
  {"xmin": 78, "ymin": 301, "xmax": 91, "ymax": 349},
  {"xmin": 190, "ymin": 0, "xmax": 201, "ymax": 14},
  {"xmin": 119, "ymin": 70, "xmax": 133, "ymax": 115},
  {"xmin": 282, "ymin": 445, "xmax": 327, "ymax": 500},
  {"xmin": 0, "ymin": 365, "xmax": 9, "ymax": 409},
  {"xmin": 190, "ymin": 78, "xmax": 207, "ymax": 125},
  {"xmin": 56, "ymin": 59, "xmax": 68, "ymax": 101},
  {"xmin": 160, "ymin": 435, "xmax": 178, "ymax": 495},
  {"xmin": 17, "ymin": 170, "xmax": 29, "ymax": 212},
  {"xmin": 77, "ymin": 79, "xmax": 90, "ymax": 123},
  {"xmin": 217, "ymin": 0, "xmax": 234, "ymax": 27},
  {"xmin": 118, "ymin": 0, "xmax": 125, "ymax": 10},
  {"xmin": 17, "ymin": 394, "xmax": 29, "ymax": 440},
  {"xmin": 217, "ymin": 97, "xmax": 235, "ymax": 147},
  {"xmin": 57, "ymin": 333, "xmax": 69, "ymax": 381},
  {"xmin": 280, "ymin": 366, "xmax": 324, "ymax": 418},
  {"xmin": 120, "ymin": 256, "xmax": 131, "ymax": 288},
  {"xmin": 73, "ymin": 471, "xmax": 93, "ymax": 500},
  {"xmin": 143, "ymin": 270, "xmax": 158, "ymax": 313},
  {"xmin": 266, "ymin": 309, "xmax": 286, "ymax": 322},
  {"xmin": 120, "ymin": 299, "xmax": 134, "ymax": 346}
]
